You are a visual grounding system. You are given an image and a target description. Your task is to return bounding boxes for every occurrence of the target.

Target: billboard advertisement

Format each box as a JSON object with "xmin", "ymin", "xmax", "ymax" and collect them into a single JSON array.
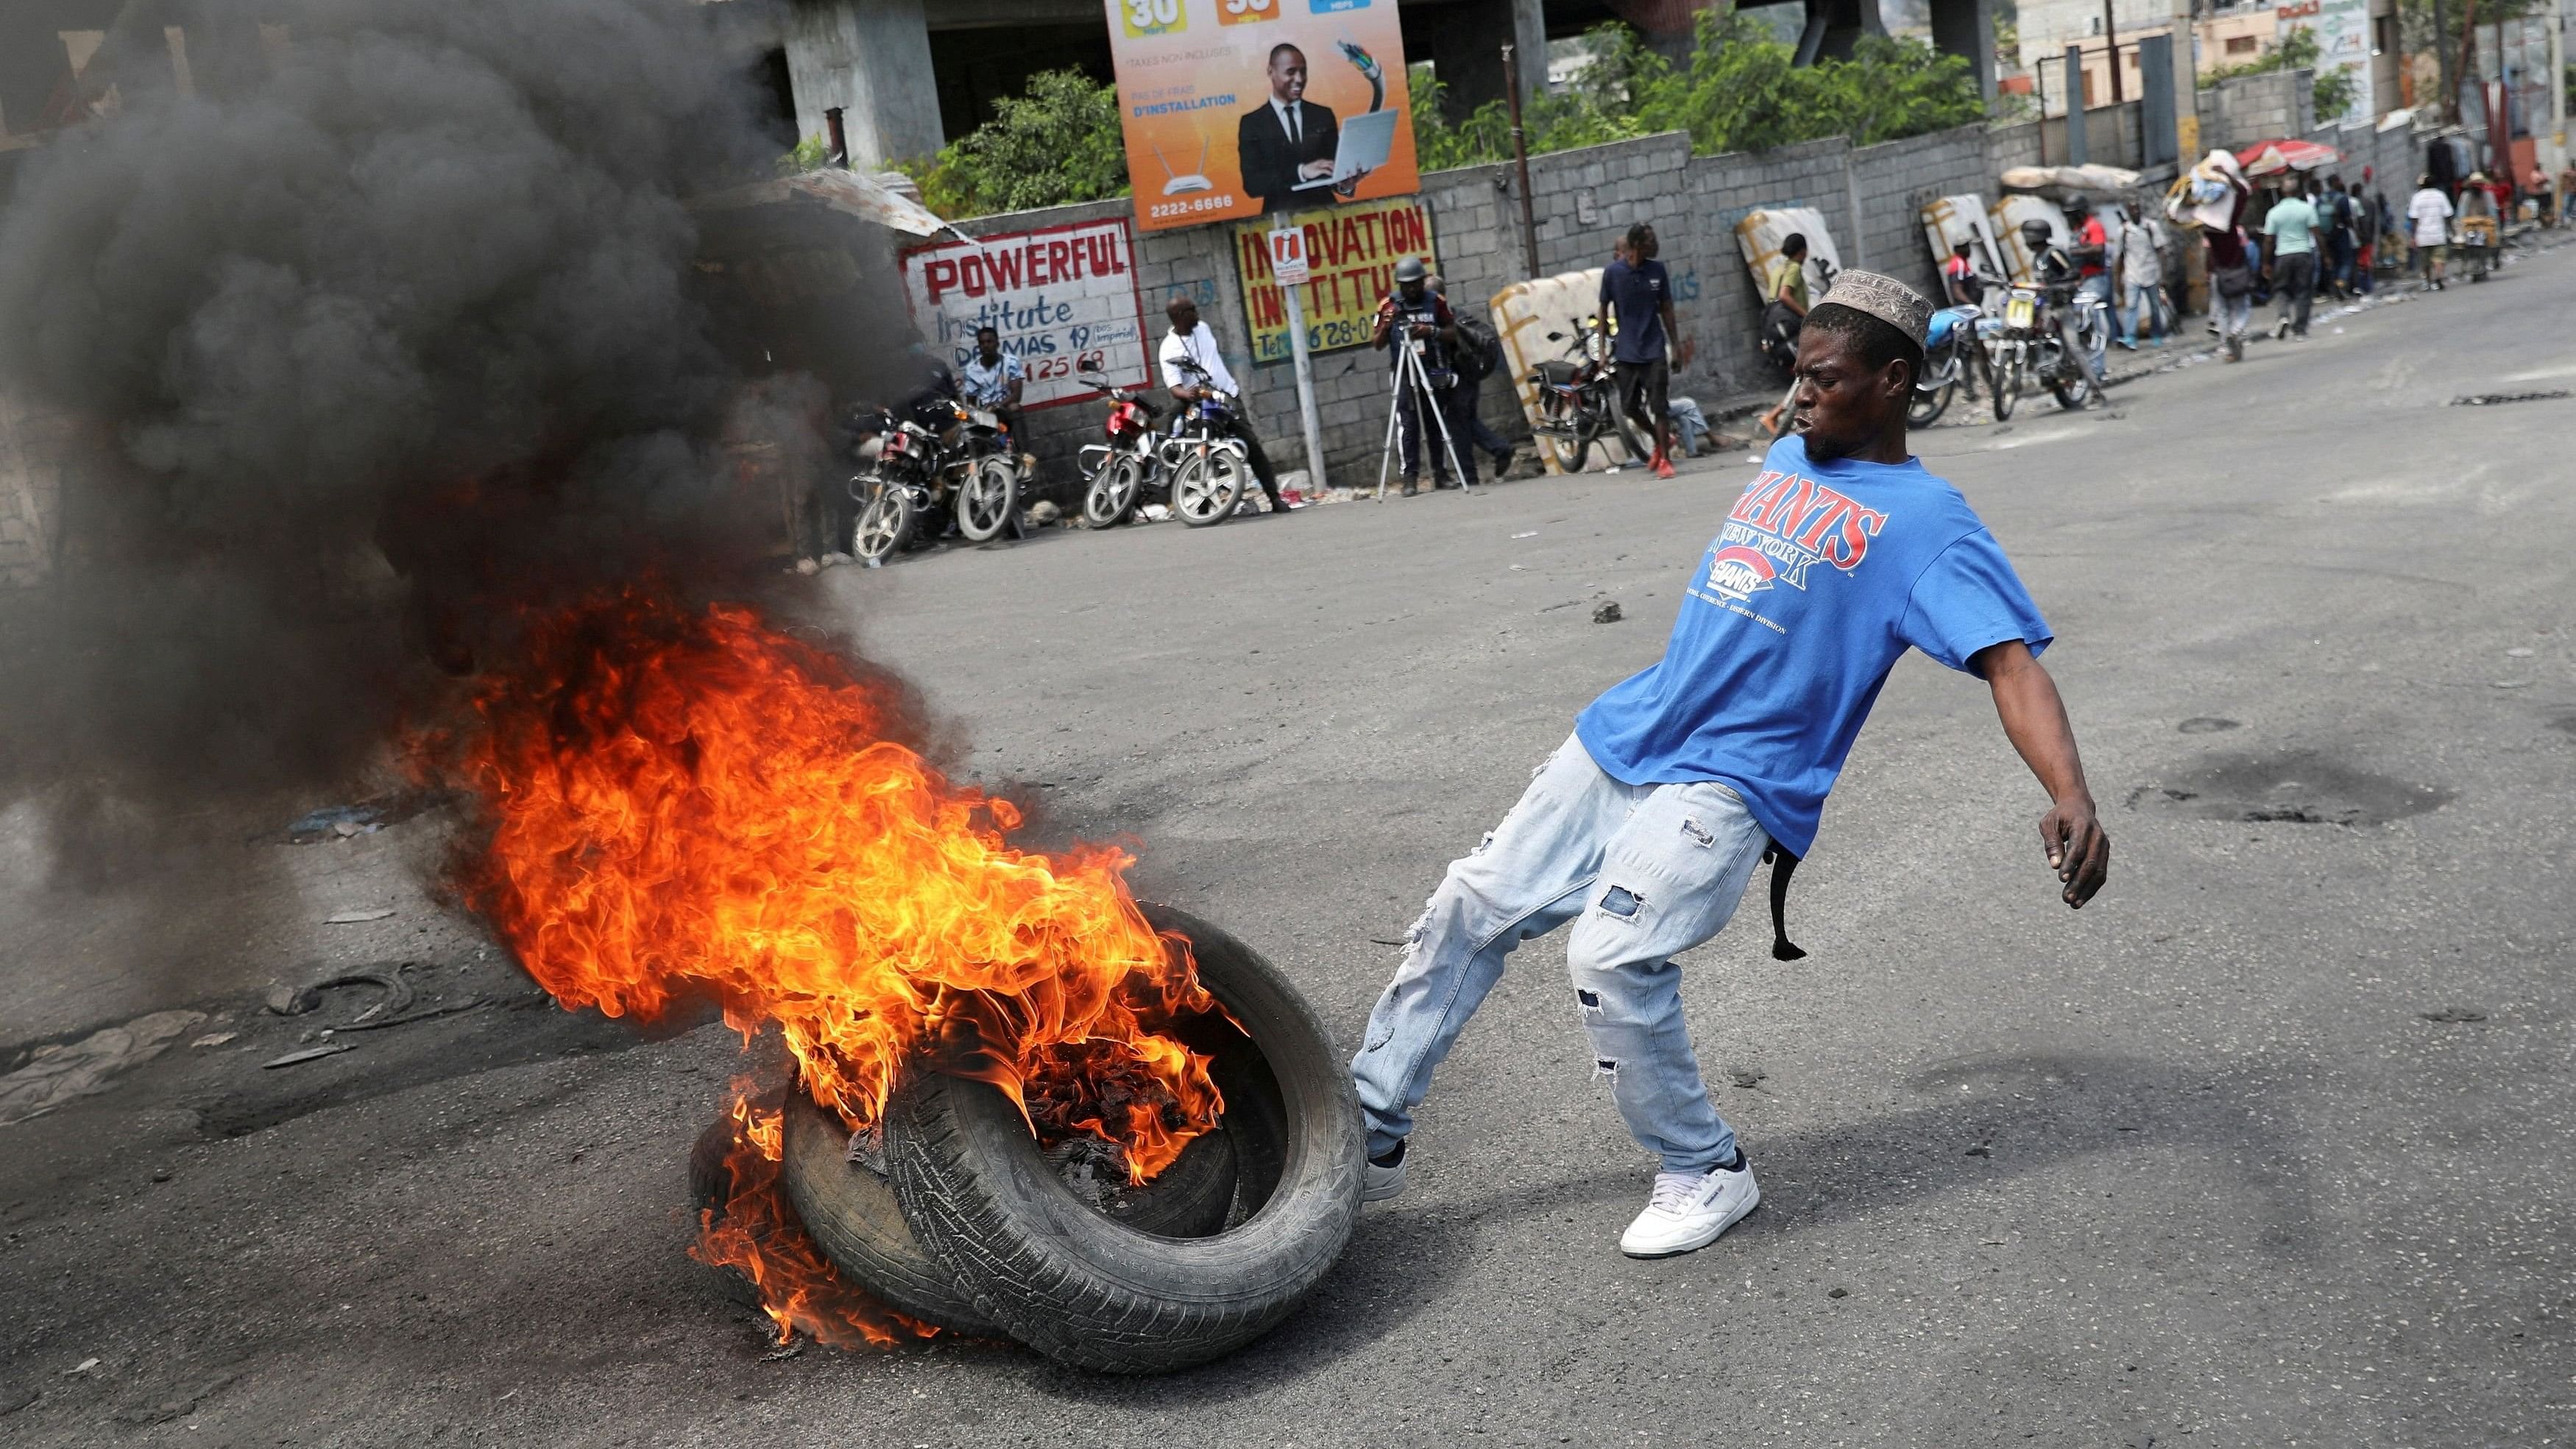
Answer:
[
  {"xmin": 1231, "ymin": 194, "xmax": 1437, "ymax": 361},
  {"xmin": 1105, "ymin": 0, "xmax": 1420, "ymax": 233},
  {"xmin": 897, "ymin": 218, "xmax": 1151, "ymax": 411}
]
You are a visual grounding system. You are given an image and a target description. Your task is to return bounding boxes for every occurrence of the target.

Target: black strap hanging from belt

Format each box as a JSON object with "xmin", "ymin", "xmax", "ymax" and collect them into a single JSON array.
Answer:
[{"xmin": 1761, "ymin": 840, "xmax": 1805, "ymax": 961}]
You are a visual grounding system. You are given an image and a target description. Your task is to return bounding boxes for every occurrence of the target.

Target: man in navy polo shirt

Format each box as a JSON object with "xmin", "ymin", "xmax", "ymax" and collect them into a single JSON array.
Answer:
[
  {"xmin": 1350, "ymin": 272, "xmax": 2110, "ymax": 1258},
  {"xmin": 1596, "ymin": 222, "xmax": 1694, "ymax": 478}
]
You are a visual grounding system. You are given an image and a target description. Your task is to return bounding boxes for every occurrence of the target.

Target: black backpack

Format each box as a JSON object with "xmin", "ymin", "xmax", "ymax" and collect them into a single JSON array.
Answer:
[{"xmin": 1454, "ymin": 314, "xmax": 1503, "ymax": 383}]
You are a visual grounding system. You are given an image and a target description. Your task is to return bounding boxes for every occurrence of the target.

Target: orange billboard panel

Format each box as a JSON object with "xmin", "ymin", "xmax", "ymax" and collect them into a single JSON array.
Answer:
[{"xmin": 1105, "ymin": 0, "xmax": 1420, "ymax": 233}]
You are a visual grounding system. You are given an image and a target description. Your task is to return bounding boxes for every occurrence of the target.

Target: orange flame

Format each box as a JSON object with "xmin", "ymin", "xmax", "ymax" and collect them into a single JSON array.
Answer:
[
  {"xmin": 690, "ymin": 1085, "xmax": 932, "ymax": 1347},
  {"xmin": 436, "ymin": 588, "xmax": 1221, "ymax": 1182}
]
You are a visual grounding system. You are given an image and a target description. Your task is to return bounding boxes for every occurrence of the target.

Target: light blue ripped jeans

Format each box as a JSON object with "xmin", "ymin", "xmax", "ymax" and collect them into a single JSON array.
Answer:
[{"xmin": 1350, "ymin": 734, "xmax": 1771, "ymax": 1174}]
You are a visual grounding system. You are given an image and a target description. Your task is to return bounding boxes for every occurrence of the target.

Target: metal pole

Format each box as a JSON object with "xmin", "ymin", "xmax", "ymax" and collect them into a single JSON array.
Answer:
[
  {"xmin": 2433, "ymin": 0, "xmax": 2456, "ymax": 122},
  {"xmin": 1271, "ymin": 210, "xmax": 1328, "ymax": 496},
  {"xmin": 2103, "ymin": 0, "xmax": 2123, "ymax": 102},
  {"xmin": 1503, "ymin": 43, "xmax": 1543, "ymax": 279},
  {"xmin": 2454, "ymin": 0, "xmax": 2480, "ymax": 127}
]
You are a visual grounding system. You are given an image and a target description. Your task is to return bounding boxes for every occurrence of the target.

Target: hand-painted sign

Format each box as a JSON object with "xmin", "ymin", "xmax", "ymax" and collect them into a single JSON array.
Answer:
[
  {"xmin": 898, "ymin": 217, "xmax": 1150, "ymax": 410},
  {"xmin": 1103, "ymin": 0, "xmax": 1420, "ymax": 233},
  {"xmin": 1231, "ymin": 194, "xmax": 1436, "ymax": 361}
]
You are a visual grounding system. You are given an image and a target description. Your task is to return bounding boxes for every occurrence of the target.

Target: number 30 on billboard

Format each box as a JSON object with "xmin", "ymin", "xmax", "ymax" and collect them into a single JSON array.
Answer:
[{"xmin": 1121, "ymin": 0, "xmax": 1183, "ymax": 38}]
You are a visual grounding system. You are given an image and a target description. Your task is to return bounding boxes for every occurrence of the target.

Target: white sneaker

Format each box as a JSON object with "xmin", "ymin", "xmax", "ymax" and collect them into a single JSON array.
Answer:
[
  {"xmin": 1619, "ymin": 1161, "xmax": 1759, "ymax": 1258},
  {"xmin": 1361, "ymin": 1140, "xmax": 1407, "ymax": 1202}
]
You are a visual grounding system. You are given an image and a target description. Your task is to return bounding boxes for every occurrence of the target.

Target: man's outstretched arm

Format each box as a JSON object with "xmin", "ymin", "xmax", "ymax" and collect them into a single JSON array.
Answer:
[{"xmin": 1970, "ymin": 639, "xmax": 2109, "ymax": 908}]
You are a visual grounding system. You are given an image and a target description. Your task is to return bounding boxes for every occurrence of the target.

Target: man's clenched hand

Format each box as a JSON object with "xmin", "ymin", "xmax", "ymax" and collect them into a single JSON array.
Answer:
[{"xmin": 2037, "ymin": 795, "xmax": 2108, "ymax": 908}]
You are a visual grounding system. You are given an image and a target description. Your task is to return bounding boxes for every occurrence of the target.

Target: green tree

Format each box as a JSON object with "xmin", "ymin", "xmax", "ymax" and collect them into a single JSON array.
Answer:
[
  {"xmin": 1406, "ymin": 15, "xmax": 1985, "ymax": 169},
  {"xmin": 898, "ymin": 70, "xmax": 1129, "ymax": 218}
]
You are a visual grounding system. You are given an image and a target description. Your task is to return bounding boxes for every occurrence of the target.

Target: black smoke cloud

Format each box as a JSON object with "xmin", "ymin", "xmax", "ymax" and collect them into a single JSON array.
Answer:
[{"xmin": 0, "ymin": 0, "xmax": 795, "ymax": 808}]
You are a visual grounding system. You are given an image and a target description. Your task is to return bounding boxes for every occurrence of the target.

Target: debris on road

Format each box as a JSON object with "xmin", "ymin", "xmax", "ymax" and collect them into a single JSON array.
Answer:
[
  {"xmin": 279, "ymin": 790, "xmax": 453, "ymax": 844},
  {"xmin": 191, "ymin": 1032, "xmax": 238, "ymax": 1049},
  {"xmin": 323, "ymin": 907, "xmax": 397, "ymax": 924},
  {"xmin": 266, "ymin": 969, "xmax": 414, "ymax": 1021},
  {"xmin": 1591, "ymin": 601, "xmax": 1623, "ymax": 624},
  {"xmin": 2421, "ymin": 1007, "xmax": 2488, "ymax": 1024},
  {"xmin": 261, "ymin": 1044, "xmax": 358, "ymax": 1069},
  {"xmin": 0, "ymin": 1010, "xmax": 207, "ymax": 1127},
  {"xmin": 2448, "ymin": 389, "xmax": 2570, "ymax": 406},
  {"xmin": 63, "ymin": 1359, "xmax": 99, "ymax": 1377},
  {"xmin": 2178, "ymin": 718, "xmax": 2240, "ymax": 734}
]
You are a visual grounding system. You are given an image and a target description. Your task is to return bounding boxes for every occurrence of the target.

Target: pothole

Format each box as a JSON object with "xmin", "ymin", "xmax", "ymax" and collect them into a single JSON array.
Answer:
[{"xmin": 2128, "ymin": 750, "xmax": 2452, "ymax": 827}]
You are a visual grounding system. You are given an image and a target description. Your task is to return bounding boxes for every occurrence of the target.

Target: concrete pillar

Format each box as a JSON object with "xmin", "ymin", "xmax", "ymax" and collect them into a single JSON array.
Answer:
[
  {"xmin": 1426, "ymin": 0, "xmax": 1551, "ymax": 118},
  {"xmin": 1927, "ymin": 0, "xmax": 1995, "ymax": 102},
  {"xmin": 1512, "ymin": 0, "xmax": 1548, "ymax": 99},
  {"xmin": 785, "ymin": 0, "xmax": 944, "ymax": 169}
]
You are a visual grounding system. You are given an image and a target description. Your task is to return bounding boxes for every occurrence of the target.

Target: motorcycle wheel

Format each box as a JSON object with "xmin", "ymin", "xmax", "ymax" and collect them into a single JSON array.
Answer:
[
  {"xmin": 1172, "ymin": 448, "xmax": 1245, "ymax": 527},
  {"xmin": 1907, "ymin": 378, "xmax": 1956, "ymax": 428},
  {"xmin": 1606, "ymin": 405, "xmax": 1650, "ymax": 468},
  {"xmin": 851, "ymin": 481, "xmax": 916, "ymax": 563},
  {"xmin": 1543, "ymin": 425, "xmax": 1591, "ymax": 475},
  {"xmin": 1084, "ymin": 455, "xmax": 1143, "ymax": 528},
  {"xmin": 1992, "ymin": 349, "xmax": 2020, "ymax": 422},
  {"xmin": 2048, "ymin": 352, "xmax": 2094, "ymax": 411},
  {"xmin": 955, "ymin": 457, "xmax": 1018, "ymax": 542}
]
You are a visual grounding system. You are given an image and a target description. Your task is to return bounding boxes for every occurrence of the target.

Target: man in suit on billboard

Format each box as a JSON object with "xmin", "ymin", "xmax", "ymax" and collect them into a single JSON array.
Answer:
[{"xmin": 1237, "ymin": 43, "xmax": 1359, "ymax": 216}]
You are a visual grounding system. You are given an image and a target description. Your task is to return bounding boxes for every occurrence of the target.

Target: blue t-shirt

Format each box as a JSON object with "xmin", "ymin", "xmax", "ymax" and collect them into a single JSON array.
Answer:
[
  {"xmin": 1574, "ymin": 434, "xmax": 2053, "ymax": 855},
  {"xmin": 1599, "ymin": 258, "xmax": 1669, "ymax": 364}
]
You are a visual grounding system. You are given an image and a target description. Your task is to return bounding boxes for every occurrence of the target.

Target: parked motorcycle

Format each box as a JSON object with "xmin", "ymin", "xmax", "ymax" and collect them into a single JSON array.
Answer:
[
  {"xmin": 1074, "ymin": 361, "xmax": 1166, "ymax": 528},
  {"xmin": 1077, "ymin": 355, "xmax": 1253, "ymax": 528},
  {"xmin": 1526, "ymin": 319, "xmax": 1643, "ymax": 472},
  {"xmin": 1984, "ymin": 282, "xmax": 2101, "ymax": 420},
  {"xmin": 1909, "ymin": 302, "xmax": 1998, "ymax": 428},
  {"xmin": 848, "ymin": 391, "xmax": 1022, "ymax": 563}
]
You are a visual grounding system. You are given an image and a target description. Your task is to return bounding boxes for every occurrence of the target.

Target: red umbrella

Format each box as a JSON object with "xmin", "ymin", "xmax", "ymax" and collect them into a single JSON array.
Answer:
[{"xmin": 2235, "ymin": 138, "xmax": 2343, "ymax": 177}]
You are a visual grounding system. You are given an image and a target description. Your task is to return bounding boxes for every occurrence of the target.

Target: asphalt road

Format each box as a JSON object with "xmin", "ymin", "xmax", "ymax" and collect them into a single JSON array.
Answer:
[{"xmin": 4, "ymin": 243, "xmax": 2573, "ymax": 1447}]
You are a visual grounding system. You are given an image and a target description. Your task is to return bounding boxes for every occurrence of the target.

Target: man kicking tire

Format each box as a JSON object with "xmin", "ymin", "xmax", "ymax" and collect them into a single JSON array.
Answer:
[{"xmin": 1348, "ymin": 272, "xmax": 2110, "ymax": 1258}]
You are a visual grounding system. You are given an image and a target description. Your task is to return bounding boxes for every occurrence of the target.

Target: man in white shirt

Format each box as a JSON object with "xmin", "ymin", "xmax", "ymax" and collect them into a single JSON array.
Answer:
[
  {"xmin": 2115, "ymin": 213, "xmax": 2165, "ymax": 348},
  {"xmin": 2407, "ymin": 174, "xmax": 2454, "ymax": 290},
  {"xmin": 1158, "ymin": 294, "xmax": 1290, "ymax": 514}
]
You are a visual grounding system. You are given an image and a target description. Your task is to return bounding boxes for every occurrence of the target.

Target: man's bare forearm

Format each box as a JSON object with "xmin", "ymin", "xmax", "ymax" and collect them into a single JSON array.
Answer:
[
  {"xmin": 1981, "ymin": 642, "xmax": 2091, "ymax": 805},
  {"xmin": 1972, "ymin": 640, "xmax": 2109, "ymax": 907}
]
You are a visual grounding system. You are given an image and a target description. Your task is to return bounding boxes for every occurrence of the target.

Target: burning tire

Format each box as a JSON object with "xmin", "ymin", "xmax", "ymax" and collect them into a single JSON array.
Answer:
[
  {"xmin": 887, "ymin": 903, "xmax": 1363, "ymax": 1373},
  {"xmin": 779, "ymin": 1083, "xmax": 1241, "ymax": 1336}
]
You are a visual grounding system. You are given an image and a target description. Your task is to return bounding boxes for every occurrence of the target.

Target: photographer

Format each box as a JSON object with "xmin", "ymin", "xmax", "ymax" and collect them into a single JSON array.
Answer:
[{"xmin": 1371, "ymin": 256, "xmax": 1474, "ymax": 495}]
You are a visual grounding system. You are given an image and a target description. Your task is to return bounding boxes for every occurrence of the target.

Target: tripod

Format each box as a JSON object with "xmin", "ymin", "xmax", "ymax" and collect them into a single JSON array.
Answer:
[{"xmin": 1373, "ymin": 332, "xmax": 1475, "ymax": 500}]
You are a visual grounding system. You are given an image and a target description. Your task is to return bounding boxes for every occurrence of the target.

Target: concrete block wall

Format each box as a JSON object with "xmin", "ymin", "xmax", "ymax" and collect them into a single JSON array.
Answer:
[
  {"xmin": 1849, "ymin": 124, "xmax": 1995, "ymax": 302},
  {"xmin": 2204, "ymin": 71, "xmax": 2313, "ymax": 152},
  {"xmin": 0, "ymin": 388, "xmax": 68, "ymax": 587}
]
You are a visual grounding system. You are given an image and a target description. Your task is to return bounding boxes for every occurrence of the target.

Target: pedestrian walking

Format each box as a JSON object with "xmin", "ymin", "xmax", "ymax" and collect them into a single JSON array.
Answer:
[
  {"xmin": 2115, "ymin": 210, "xmax": 2165, "ymax": 348},
  {"xmin": 2263, "ymin": 181, "xmax": 2320, "ymax": 339},
  {"xmin": 2321, "ymin": 175, "xmax": 2359, "ymax": 297},
  {"xmin": 2407, "ymin": 173, "xmax": 2454, "ymax": 289},
  {"xmin": 1158, "ymin": 294, "xmax": 1293, "ymax": 514},
  {"xmin": 1597, "ymin": 222, "xmax": 1694, "ymax": 478},
  {"xmin": 2180, "ymin": 149, "xmax": 2255, "ymax": 361},
  {"xmin": 2559, "ymin": 163, "xmax": 2576, "ymax": 227},
  {"xmin": 1348, "ymin": 270, "xmax": 2109, "ymax": 1258},
  {"xmin": 1371, "ymin": 255, "xmax": 1475, "ymax": 495}
]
